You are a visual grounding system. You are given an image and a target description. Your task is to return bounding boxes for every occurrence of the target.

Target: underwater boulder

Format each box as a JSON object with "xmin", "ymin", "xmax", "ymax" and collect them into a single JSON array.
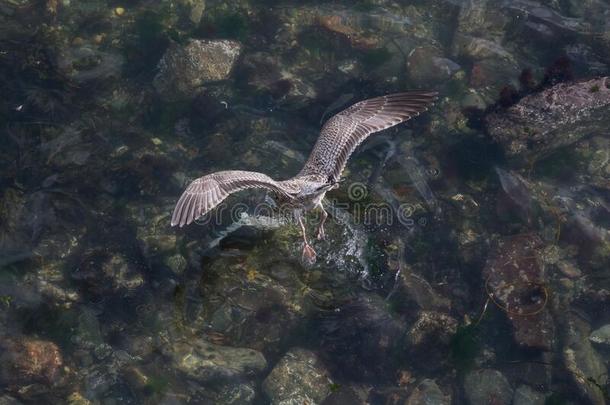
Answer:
[
  {"xmin": 0, "ymin": 336, "xmax": 62, "ymax": 387},
  {"xmin": 483, "ymin": 234, "xmax": 555, "ymax": 350},
  {"xmin": 563, "ymin": 314, "xmax": 608, "ymax": 405},
  {"xmin": 405, "ymin": 379, "xmax": 451, "ymax": 405},
  {"xmin": 407, "ymin": 46, "xmax": 461, "ymax": 86},
  {"xmin": 153, "ymin": 39, "xmax": 242, "ymax": 100},
  {"xmin": 170, "ymin": 338, "xmax": 266, "ymax": 382},
  {"xmin": 512, "ymin": 385, "xmax": 546, "ymax": 405},
  {"xmin": 485, "ymin": 77, "xmax": 610, "ymax": 162},
  {"xmin": 263, "ymin": 348, "xmax": 333, "ymax": 405},
  {"xmin": 463, "ymin": 369, "xmax": 513, "ymax": 405}
]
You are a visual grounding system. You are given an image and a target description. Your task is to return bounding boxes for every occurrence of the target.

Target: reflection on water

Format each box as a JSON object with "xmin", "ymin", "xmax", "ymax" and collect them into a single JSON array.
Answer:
[{"xmin": 1, "ymin": 0, "xmax": 609, "ymax": 403}]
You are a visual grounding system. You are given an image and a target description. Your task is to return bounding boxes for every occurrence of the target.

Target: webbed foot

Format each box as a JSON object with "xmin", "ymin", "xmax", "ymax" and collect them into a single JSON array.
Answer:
[
  {"xmin": 301, "ymin": 243, "xmax": 317, "ymax": 266},
  {"xmin": 316, "ymin": 225, "xmax": 326, "ymax": 240}
]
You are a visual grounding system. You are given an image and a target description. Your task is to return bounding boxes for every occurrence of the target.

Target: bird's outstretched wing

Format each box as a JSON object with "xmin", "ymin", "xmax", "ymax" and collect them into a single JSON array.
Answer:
[
  {"xmin": 171, "ymin": 170, "xmax": 299, "ymax": 227},
  {"xmin": 299, "ymin": 91, "xmax": 438, "ymax": 180}
]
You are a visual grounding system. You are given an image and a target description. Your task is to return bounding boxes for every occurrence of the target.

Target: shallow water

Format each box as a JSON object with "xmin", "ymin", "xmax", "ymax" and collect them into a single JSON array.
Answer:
[{"xmin": 1, "ymin": 0, "xmax": 609, "ymax": 404}]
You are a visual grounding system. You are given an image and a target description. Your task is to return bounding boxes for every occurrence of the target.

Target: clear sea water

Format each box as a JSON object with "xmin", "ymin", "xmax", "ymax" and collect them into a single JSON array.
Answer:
[{"xmin": 1, "ymin": 0, "xmax": 609, "ymax": 404}]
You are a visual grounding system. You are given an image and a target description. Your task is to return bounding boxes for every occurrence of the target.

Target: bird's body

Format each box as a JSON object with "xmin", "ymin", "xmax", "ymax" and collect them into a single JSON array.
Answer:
[{"xmin": 171, "ymin": 91, "xmax": 438, "ymax": 264}]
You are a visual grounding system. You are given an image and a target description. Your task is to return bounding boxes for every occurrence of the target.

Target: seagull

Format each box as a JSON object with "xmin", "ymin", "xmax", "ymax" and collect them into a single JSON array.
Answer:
[{"xmin": 171, "ymin": 91, "xmax": 438, "ymax": 264}]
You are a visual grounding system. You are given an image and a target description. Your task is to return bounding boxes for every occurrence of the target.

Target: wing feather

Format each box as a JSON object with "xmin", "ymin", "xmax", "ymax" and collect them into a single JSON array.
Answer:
[
  {"xmin": 299, "ymin": 91, "xmax": 437, "ymax": 179},
  {"xmin": 171, "ymin": 170, "xmax": 299, "ymax": 227}
]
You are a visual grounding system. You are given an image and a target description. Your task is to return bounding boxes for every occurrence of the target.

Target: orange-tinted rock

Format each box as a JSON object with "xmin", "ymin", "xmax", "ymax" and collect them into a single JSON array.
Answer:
[
  {"xmin": 0, "ymin": 337, "xmax": 62, "ymax": 386},
  {"xmin": 318, "ymin": 15, "xmax": 380, "ymax": 50}
]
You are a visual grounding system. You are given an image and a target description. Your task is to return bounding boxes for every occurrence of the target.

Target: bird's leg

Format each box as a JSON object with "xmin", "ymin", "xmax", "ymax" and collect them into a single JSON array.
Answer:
[
  {"xmin": 298, "ymin": 214, "xmax": 316, "ymax": 266},
  {"xmin": 316, "ymin": 203, "xmax": 328, "ymax": 240}
]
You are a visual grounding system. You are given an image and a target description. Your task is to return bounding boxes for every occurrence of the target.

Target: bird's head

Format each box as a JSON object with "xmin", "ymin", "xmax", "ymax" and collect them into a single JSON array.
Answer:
[{"xmin": 314, "ymin": 176, "xmax": 342, "ymax": 192}]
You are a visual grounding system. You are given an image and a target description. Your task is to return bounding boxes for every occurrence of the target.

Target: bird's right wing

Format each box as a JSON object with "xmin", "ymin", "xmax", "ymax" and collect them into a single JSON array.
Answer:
[
  {"xmin": 299, "ymin": 91, "xmax": 437, "ymax": 180},
  {"xmin": 171, "ymin": 170, "xmax": 299, "ymax": 227}
]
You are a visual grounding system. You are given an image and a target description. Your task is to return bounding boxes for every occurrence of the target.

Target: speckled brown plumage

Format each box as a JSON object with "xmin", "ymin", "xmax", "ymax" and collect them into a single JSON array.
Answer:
[{"xmin": 300, "ymin": 91, "xmax": 438, "ymax": 180}]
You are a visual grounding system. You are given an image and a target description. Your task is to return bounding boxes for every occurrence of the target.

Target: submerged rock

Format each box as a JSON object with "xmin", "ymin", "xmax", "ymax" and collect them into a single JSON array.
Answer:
[
  {"xmin": 0, "ymin": 395, "xmax": 22, "ymax": 405},
  {"xmin": 388, "ymin": 266, "xmax": 451, "ymax": 312},
  {"xmin": 314, "ymin": 293, "xmax": 406, "ymax": 380},
  {"xmin": 405, "ymin": 379, "xmax": 451, "ymax": 405},
  {"xmin": 322, "ymin": 384, "xmax": 369, "ymax": 405},
  {"xmin": 563, "ymin": 315, "xmax": 608, "ymax": 405},
  {"xmin": 589, "ymin": 324, "xmax": 610, "ymax": 347},
  {"xmin": 153, "ymin": 39, "xmax": 242, "ymax": 100},
  {"xmin": 405, "ymin": 311, "xmax": 458, "ymax": 372},
  {"xmin": 0, "ymin": 337, "xmax": 62, "ymax": 387},
  {"xmin": 239, "ymin": 52, "xmax": 317, "ymax": 107},
  {"xmin": 463, "ymin": 369, "xmax": 513, "ymax": 405},
  {"xmin": 408, "ymin": 311, "xmax": 458, "ymax": 347},
  {"xmin": 485, "ymin": 77, "xmax": 610, "ymax": 162},
  {"xmin": 210, "ymin": 382, "xmax": 256, "ymax": 405},
  {"xmin": 407, "ymin": 46, "xmax": 461, "ymax": 86},
  {"xmin": 512, "ymin": 385, "xmax": 546, "ymax": 405},
  {"xmin": 171, "ymin": 339, "xmax": 266, "ymax": 382},
  {"xmin": 56, "ymin": 45, "xmax": 123, "ymax": 83},
  {"xmin": 72, "ymin": 249, "xmax": 145, "ymax": 299},
  {"xmin": 263, "ymin": 348, "xmax": 333, "ymax": 405},
  {"xmin": 483, "ymin": 234, "xmax": 554, "ymax": 350}
]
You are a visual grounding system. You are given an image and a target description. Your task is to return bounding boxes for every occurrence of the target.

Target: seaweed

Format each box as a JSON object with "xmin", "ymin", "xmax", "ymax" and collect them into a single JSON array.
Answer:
[
  {"xmin": 198, "ymin": 11, "xmax": 251, "ymax": 41},
  {"xmin": 216, "ymin": 13, "xmax": 250, "ymax": 41},
  {"xmin": 123, "ymin": 10, "xmax": 170, "ymax": 78},
  {"xmin": 450, "ymin": 323, "xmax": 480, "ymax": 373}
]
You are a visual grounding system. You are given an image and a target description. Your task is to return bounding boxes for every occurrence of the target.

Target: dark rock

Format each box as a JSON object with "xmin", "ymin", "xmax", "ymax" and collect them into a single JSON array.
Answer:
[
  {"xmin": 322, "ymin": 385, "xmax": 368, "ymax": 405},
  {"xmin": 153, "ymin": 39, "xmax": 242, "ymax": 100},
  {"xmin": 454, "ymin": 0, "xmax": 509, "ymax": 42},
  {"xmin": 467, "ymin": 57, "xmax": 521, "ymax": 98},
  {"xmin": 407, "ymin": 311, "xmax": 458, "ymax": 347},
  {"xmin": 407, "ymin": 46, "xmax": 461, "ymax": 86},
  {"xmin": 211, "ymin": 382, "xmax": 256, "ymax": 405},
  {"xmin": 389, "ymin": 266, "xmax": 451, "ymax": 312},
  {"xmin": 485, "ymin": 77, "xmax": 610, "ymax": 162},
  {"xmin": 502, "ymin": 1, "xmax": 592, "ymax": 35},
  {"xmin": 563, "ymin": 315, "xmax": 607, "ymax": 405},
  {"xmin": 463, "ymin": 369, "xmax": 513, "ymax": 405},
  {"xmin": 483, "ymin": 234, "xmax": 554, "ymax": 350},
  {"xmin": 405, "ymin": 379, "xmax": 451, "ymax": 405},
  {"xmin": 193, "ymin": 256, "xmax": 305, "ymax": 354},
  {"xmin": 0, "ymin": 395, "xmax": 22, "ymax": 405},
  {"xmin": 512, "ymin": 385, "xmax": 546, "ymax": 405},
  {"xmin": 406, "ymin": 311, "xmax": 458, "ymax": 372},
  {"xmin": 72, "ymin": 249, "xmax": 145, "ymax": 298},
  {"xmin": 314, "ymin": 294, "xmax": 406, "ymax": 380},
  {"xmin": 56, "ymin": 45, "xmax": 123, "ymax": 84},
  {"xmin": 239, "ymin": 51, "xmax": 317, "ymax": 107},
  {"xmin": 263, "ymin": 348, "xmax": 333, "ymax": 405}
]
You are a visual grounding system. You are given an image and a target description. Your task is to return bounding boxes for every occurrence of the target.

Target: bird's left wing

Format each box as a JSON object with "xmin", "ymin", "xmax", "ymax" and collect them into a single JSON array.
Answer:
[
  {"xmin": 299, "ymin": 91, "xmax": 437, "ymax": 180},
  {"xmin": 171, "ymin": 170, "xmax": 299, "ymax": 227}
]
